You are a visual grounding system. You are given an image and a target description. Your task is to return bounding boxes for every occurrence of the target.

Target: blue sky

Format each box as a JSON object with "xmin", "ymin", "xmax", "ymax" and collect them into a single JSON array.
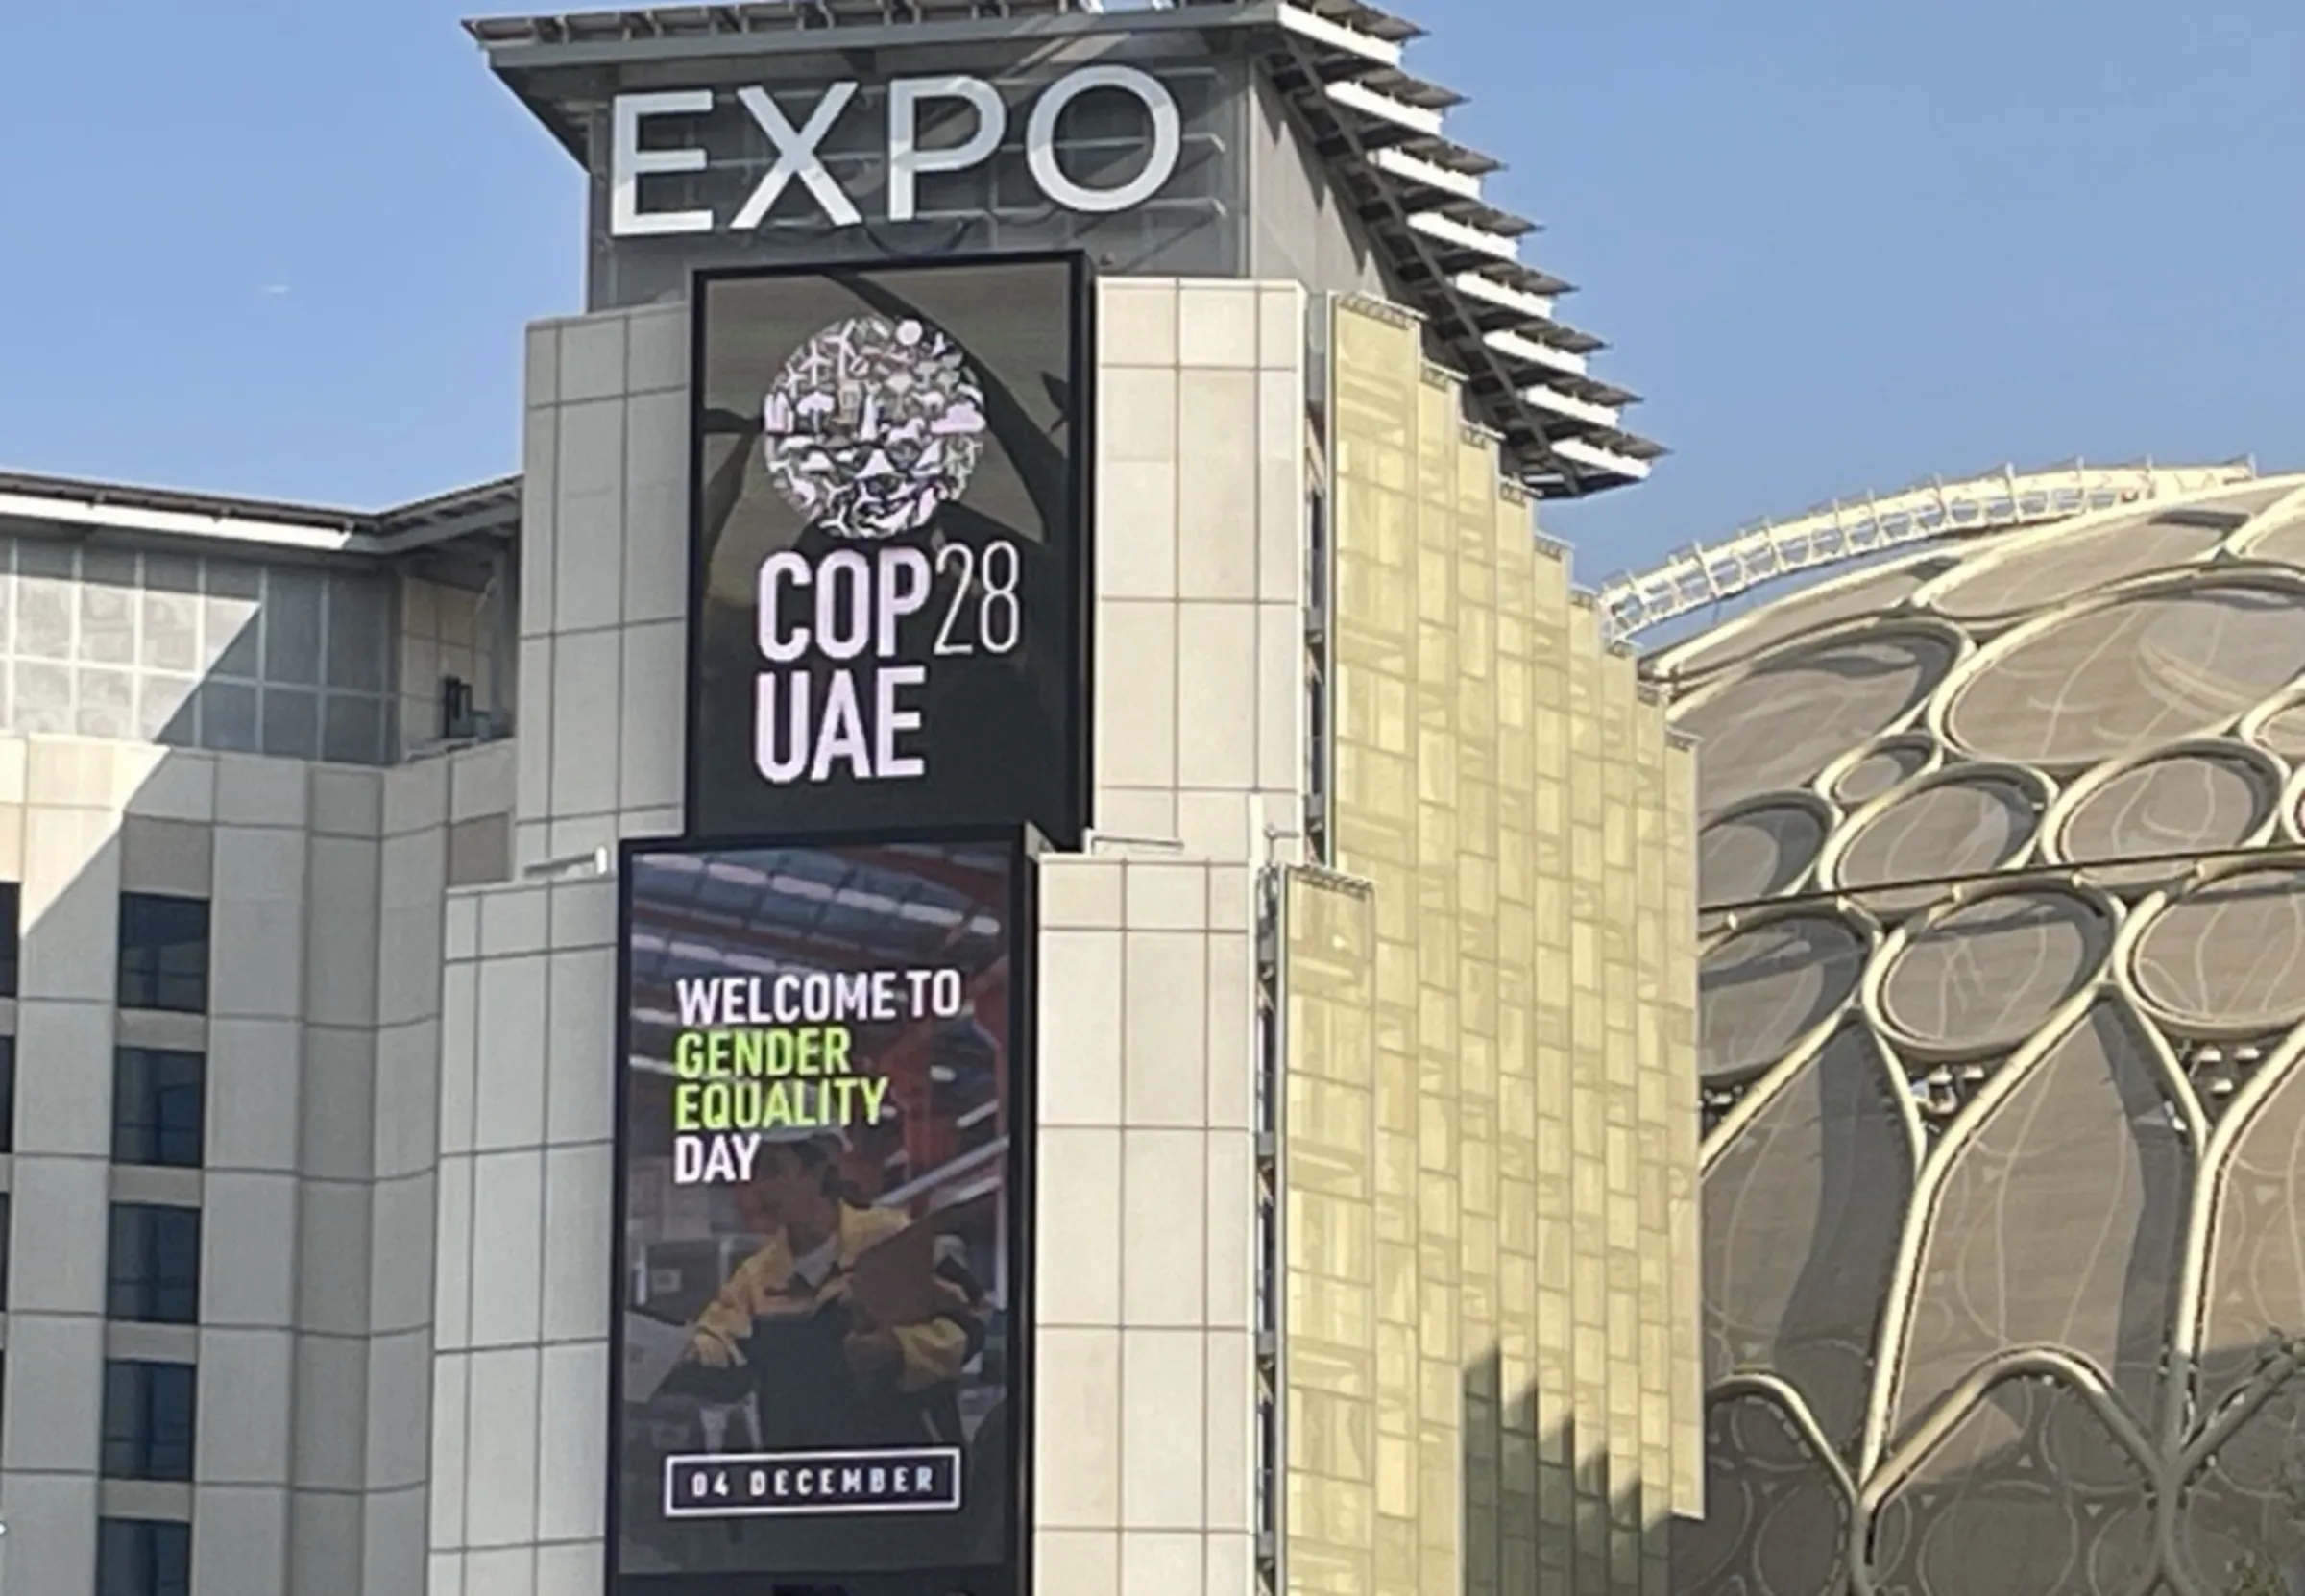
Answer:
[{"xmin": 2, "ymin": 0, "xmax": 2299, "ymax": 588}]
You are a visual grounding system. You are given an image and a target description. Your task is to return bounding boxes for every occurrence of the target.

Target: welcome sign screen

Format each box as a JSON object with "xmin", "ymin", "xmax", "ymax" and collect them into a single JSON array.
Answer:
[{"xmin": 612, "ymin": 836, "xmax": 1027, "ymax": 1590}]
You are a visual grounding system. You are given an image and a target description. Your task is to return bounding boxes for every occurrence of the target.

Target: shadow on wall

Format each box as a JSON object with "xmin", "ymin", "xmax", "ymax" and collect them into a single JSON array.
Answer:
[
  {"xmin": 0, "ymin": 722, "xmax": 516, "ymax": 1596},
  {"xmin": 1, "ymin": 533, "xmax": 515, "ymax": 766},
  {"xmin": 1464, "ymin": 1349, "xmax": 1672, "ymax": 1596},
  {"xmin": 2, "ymin": 539, "xmax": 407, "ymax": 762}
]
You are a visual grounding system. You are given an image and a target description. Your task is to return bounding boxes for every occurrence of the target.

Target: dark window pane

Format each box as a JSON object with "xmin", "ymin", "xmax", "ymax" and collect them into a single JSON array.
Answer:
[
  {"xmin": 113, "ymin": 1050, "xmax": 205, "ymax": 1168},
  {"xmin": 0, "ymin": 879, "xmax": 18, "ymax": 998},
  {"xmin": 107, "ymin": 1204, "xmax": 201, "ymax": 1325},
  {"xmin": 0, "ymin": 1192, "xmax": 11, "ymax": 1312},
  {"xmin": 98, "ymin": 1517, "xmax": 192, "ymax": 1596},
  {"xmin": 196, "ymin": 679, "xmax": 258, "ymax": 751},
  {"xmin": 259, "ymin": 687, "xmax": 319, "ymax": 762},
  {"xmin": 102, "ymin": 1361, "xmax": 197, "ymax": 1482},
  {"xmin": 117, "ymin": 893, "xmax": 209, "ymax": 1014},
  {"xmin": 321, "ymin": 692, "xmax": 385, "ymax": 765},
  {"xmin": 144, "ymin": 553, "xmax": 201, "ymax": 596},
  {"xmin": 326, "ymin": 573, "xmax": 391, "ymax": 693},
  {"xmin": 203, "ymin": 558, "xmax": 260, "ymax": 601},
  {"xmin": 0, "ymin": 1037, "xmax": 12, "ymax": 1155},
  {"xmin": 263, "ymin": 568, "xmax": 325, "ymax": 685},
  {"xmin": 17, "ymin": 538, "xmax": 72, "ymax": 580}
]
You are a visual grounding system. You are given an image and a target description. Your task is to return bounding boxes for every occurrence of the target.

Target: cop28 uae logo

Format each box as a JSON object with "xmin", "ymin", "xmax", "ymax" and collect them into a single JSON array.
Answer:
[{"xmin": 760, "ymin": 315, "xmax": 990, "ymax": 540}]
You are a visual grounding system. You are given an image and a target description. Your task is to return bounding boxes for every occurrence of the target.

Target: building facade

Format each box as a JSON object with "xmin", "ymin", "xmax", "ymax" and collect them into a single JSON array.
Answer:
[
  {"xmin": 0, "ymin": 7, "xmax": 1700, "ymax": 1596},
  {"xmin": 1646, "ymin": 470, "xmax": 2305, "ymax": 1595},
  {"xmin": 1281, "ymin": 301, "xmax": 1700, "ymax": 1596}
]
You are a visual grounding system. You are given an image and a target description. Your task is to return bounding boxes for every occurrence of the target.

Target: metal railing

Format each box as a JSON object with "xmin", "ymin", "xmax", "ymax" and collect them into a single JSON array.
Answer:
[{"xmin": 1595, "ymin": 457, "xmax": 2261, "ymax": 642}]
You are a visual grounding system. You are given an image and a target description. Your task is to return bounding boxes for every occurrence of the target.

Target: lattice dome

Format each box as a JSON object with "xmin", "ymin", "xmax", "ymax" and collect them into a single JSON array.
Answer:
[{"xmin": 1653, "ymin": 475, "xmax": 2305, "ymax": 1596}]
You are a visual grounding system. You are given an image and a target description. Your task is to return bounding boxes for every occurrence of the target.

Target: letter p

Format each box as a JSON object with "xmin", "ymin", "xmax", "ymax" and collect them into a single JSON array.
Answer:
[
  {"xmin": 888, "ymin": 78, "xmax": 1007, "ymax": 223},
  {"xmin": 877, "ymin": 546, "xmax": 933, "ymax": 656}
]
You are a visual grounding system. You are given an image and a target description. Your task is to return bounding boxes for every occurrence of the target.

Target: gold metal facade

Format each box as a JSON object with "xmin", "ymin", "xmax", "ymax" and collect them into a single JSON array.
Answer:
[
  {"xmin": 1658, "ymin": 475, "xmax": 2305, "ymax": 1596},
  {"xmin": 1281, "ymin": 298, "xmax": 1701, "ymax": 1596}
]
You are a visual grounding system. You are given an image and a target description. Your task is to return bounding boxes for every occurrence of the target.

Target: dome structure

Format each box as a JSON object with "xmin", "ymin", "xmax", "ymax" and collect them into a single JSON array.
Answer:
[{"xmin": 1646, "ymin": 471, "xmax": 2305, "ymax": 1596}]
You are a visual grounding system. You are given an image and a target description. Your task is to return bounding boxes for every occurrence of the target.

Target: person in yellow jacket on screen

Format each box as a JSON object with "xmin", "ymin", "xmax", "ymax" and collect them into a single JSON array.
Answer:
[{"xmin": 683, "ymin": 1127, "xmax": 987, "ymax": 1457}]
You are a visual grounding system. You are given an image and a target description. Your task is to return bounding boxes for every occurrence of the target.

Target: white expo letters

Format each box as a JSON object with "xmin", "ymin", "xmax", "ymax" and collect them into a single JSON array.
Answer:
[{"xmin": 609, "ymin": 64, "xmax": 1184, "ymax": 237}]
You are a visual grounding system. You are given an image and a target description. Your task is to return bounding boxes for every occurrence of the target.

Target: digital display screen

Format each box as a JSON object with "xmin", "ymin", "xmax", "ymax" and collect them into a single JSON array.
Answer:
[
  {"xmin": 686, "ymin": 255, "xmax": 1091, "ymax": 849},
  {"xmin": 610, "ymin": 835, "xmax": 1030, "ymax": 1593}
]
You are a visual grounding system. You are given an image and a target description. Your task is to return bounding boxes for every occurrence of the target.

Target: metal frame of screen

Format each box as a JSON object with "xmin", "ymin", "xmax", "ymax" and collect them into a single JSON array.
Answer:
[
  {"xmin": 679, "ymin": 251, "xmax": 1098, "ymax": 852},
  {"xmin": 605, "ymin": 826, "xmax": 1041, "ymax": 1596}
]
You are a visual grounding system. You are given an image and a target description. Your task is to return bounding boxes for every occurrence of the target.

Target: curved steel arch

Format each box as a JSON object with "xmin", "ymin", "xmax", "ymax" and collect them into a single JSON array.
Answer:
[{"xmin": 1597, "ymin": 457, "xmax": 2259, "ymax": 642}]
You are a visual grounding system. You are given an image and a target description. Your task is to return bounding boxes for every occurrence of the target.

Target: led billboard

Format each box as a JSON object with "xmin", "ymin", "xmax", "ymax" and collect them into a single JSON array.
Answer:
[
  {"xmin": 685, "ymin": 254, "xmax": 1092, "ymax": 850},
  {"xmin": 611, "ymin": 834, "xmax": 1031, "ymax": 1595}
]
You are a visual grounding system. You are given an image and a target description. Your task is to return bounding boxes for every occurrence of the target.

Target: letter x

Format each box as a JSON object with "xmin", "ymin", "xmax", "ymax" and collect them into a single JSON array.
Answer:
[{"xmin": 733, "ymin": 83, "xmax": 861, "ymax": 230}]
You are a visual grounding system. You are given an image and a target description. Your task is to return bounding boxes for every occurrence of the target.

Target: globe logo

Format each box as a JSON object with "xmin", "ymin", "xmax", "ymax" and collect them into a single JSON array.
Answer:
[{"xmin": 760, "ymin": 314, "xmax": 990, "ymax": 540}]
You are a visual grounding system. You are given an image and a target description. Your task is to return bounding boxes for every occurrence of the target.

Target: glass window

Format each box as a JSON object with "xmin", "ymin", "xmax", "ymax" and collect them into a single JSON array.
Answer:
[
  {"xmin": 204, "ymin": 557, "xmax": 261, "ymax": 602},
  {"xmin": 326, "ymin": 573, "xmax": 391, "ymax": 694},
  {"xmin": 263, "ymin": 568, "xmax": 325, "ymax": 685},
  {"xmin": 102, "ymin": 1361, "xmax": 197, "ymax": 1482},
  {"xmin": 0, "ymin": 1192, "xmax": 11, "ymax": 1312},
  {"xmin": 17, "ymin": 536, "xmax": 75, "ymax": 582},
  {"xmin": 0, "ymin": 879, "xmax": 17, "ymax": 997},
  {"xmin": 321, "ymin": 692, "xmax": 385, "ymax": 765},
  {"xmin": 196, "ymin": 679, "xmax": 259, "ymax": 752},
  {"xmin": 113, "ymin": 1050, "xmax": 204, "ymax": 1168},
  {"xmin": 144, "ymin": 552, "xmax": 202, "ymax": 596},
  {"xmin": 0, "ymin": 1036, "xmax": 14, "ymax": 1153},
  {"xmin": 117, "ymin": 893, "xmax": 209, "ymax": 1014},
  {"xmin": 97, "ymin": 1517, "xmax": 192, "ymax": 1596},
  {"xmin": 259, "ymin": 687, "xmax": 320, "ymax": 762},
  {"xmin": 107, "ymin": 1204, "xmax": 201, "ymax": 1325}
]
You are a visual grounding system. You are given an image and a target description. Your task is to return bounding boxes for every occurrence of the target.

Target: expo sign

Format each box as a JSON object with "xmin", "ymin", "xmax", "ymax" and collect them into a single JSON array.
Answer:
[{"xmin": 610, "ymin": 64, "xmax": 1184, "ymax": 238}]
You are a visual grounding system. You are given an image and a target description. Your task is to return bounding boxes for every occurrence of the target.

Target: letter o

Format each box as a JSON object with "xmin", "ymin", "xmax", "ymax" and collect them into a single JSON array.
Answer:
[
  {"xmin": 1025, "ymin": 65, "xmax": 1181, "ymax": 216},
  {"xmin": 815, "ymin": 550, "xmax": 870, "ymax": 662},
  {"xmin": 931, "ymin": 968, "xmax": 965, "ymax": 1017}
]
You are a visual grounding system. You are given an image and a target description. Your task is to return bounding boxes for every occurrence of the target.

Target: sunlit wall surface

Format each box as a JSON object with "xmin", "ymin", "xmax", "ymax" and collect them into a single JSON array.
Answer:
[
  {"xmin": 1283, "ymin": 299, "xmax": 1701, "ymax": 1596},
  {"xmin": 1655, "ymin": 475, "xmax": 2305, "ymax": 1595}
]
